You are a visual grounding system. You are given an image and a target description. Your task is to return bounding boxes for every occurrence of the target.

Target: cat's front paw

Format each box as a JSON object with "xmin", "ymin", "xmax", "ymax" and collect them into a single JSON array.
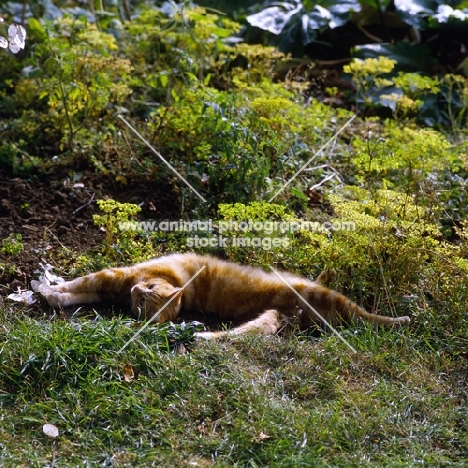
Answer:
[
  {"xmin": 31, "ymin": 280, "xmax": 51, "ymax": 294},
  {"xmin": 31, "ymin": 281, "xmax": 63, "ymax": 307}
]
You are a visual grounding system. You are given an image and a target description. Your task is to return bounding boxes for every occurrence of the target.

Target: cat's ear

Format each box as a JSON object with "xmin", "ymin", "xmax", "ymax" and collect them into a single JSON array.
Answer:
[{"xmin": 168, "ymin": 287, "xmax": 183, "ymax": 306}]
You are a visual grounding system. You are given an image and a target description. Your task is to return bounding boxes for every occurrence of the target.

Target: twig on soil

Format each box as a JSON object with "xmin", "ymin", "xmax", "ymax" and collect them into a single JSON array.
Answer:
[{"xmin": 73, "ymin": 193, "xmax": 95, "ymax": 214}]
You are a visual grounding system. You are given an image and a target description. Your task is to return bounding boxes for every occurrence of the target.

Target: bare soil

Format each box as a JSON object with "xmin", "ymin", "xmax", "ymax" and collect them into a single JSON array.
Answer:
[{"xmin": 0, "ymin": 169, "xmax": 180, "ymax": 294}]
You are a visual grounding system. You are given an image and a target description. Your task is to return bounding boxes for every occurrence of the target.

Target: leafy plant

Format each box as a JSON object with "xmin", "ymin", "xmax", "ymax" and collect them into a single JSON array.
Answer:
[
  {"xmin": 92, "ymin": 199, "xmax": 142, "ymax": 259},
  {"xmin": 394, "ymin": 0, "xmax": 468, "ymax": 29},
  {"xmin": 1, "ymin": 233, "xmax": 24, "ymax": 256},
  {"xmin": 343, "ymin": 56, "xmax": 468, "ymax": 130},
  {"xmin": 34, "ymin": 16, "xmax": 132, "ymax": 150},
  {"xmin": 439, "ymin": 73, "xmax": 468, "ymax": 133},
  {"xmin": 215, "ymin": 201, "xmax": 295, "ymax": 264},
  {"xmin": 343, "ymin": 56, "xmax": 397, "ymax": 114},
  {"xmin": 351, "ymin": 121, "xmax": 457, "ymax": 193},
  {"xmin": 246, "ymin": 0, "xmax": 361, "ymax": 57},
  {"xmin": 247, "ymin": 0, "xmax": 468, "ymax": 63}
]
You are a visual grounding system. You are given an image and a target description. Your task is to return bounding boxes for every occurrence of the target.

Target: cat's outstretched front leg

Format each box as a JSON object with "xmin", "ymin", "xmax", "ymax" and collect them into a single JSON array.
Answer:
[
  {"xmin": 31, "ymin": 280, "xmax": 102, "ymax": 308},
  {"xmin": 31, "ymin": 267, "xmax": 136, "ymax": 308}
]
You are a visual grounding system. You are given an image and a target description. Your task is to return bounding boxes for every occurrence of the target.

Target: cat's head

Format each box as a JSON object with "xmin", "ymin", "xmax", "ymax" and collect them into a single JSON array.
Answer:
[{"xmin": 131, "ymin": 278, "xmax": 183, "ymax": 322}]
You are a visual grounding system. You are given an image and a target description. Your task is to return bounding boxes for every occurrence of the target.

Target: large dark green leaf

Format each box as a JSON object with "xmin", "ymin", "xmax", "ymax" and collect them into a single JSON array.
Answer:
[
  {"xmin": 354, "ymin": 42, "xmax": 437, "ymax": 73},
  {"xmin": 430, "ymin": 4, "xmax": 468, "ymax": 25},
  {"xmin": 359, "ymin": 0, "xmax": 393, "ymax": 8},
  {"xmin": 394, "ymin": 0, "xmax": 468, "ymax": 28},
  {"xmin": 247, "ymin": 2, "xmax": 304, "ymax": 35},
  {"xmin": 246, "ymin": 0, "xmax": 361, "ymax": 55},
  {"xmin": 319, "ymin": 0, "xmax": 362, "ymax": 26},
  {"xmin": 276, "ymin": 11, "xmax": 319, "ymax": 55},
  {"xmin": 393, "ymin": 0, "xmax": 435, "ymax": 28}
]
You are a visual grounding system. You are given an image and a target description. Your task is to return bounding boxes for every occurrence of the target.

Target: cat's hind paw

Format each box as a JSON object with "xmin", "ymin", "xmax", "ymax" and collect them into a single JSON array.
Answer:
[
  {"xmin": 315, "ymin": 269, "xmax": 337, "ymax": 286},
  {"xmin": 392, "ymin": 315, "xmax": 411, "ymax": 327}
]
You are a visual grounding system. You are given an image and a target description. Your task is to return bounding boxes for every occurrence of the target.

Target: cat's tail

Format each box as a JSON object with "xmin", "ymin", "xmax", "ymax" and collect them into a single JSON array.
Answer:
[{"xmin": 304, "ymin": 285, "xmax": 410, "ymax": 328}]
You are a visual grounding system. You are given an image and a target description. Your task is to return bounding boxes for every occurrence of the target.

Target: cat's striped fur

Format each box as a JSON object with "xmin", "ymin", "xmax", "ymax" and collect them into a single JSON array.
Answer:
[{"xmin": 32, "ymin": 253, "xmax": 410, "ymax": 337}]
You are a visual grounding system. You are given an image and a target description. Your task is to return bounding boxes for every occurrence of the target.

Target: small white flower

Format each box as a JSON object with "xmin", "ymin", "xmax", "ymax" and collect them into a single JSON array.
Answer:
[
  {"xmin": 7, "ymin": 23, "xmax": 26, "ymax": 53},
  {"xmin": 0, "ymin": 23, "xmax": 26, "ymax": 54}
]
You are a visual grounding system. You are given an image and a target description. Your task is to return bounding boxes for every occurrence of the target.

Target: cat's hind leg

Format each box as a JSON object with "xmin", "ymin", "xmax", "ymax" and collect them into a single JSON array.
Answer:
[{"xmin": 196, "ymin": 309, "xmax": 282, "ymax": 340}]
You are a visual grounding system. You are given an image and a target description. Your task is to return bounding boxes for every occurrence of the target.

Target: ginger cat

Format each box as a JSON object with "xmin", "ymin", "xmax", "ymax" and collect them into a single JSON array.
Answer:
[{"xmin": 31, "ymin": 253, "xmax": 410, "ymax": 338}]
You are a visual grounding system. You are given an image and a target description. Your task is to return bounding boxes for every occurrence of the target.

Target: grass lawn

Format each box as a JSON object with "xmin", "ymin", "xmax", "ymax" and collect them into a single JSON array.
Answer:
[{"xmin": 0, "ymin": 309, "xmax": 466, "ymax": 467}]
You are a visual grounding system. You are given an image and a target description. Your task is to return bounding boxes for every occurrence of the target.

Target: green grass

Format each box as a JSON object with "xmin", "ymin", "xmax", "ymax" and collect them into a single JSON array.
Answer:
[{"xmin": 0, "ymin": 307, "xmax": 466, "ymax": 467}]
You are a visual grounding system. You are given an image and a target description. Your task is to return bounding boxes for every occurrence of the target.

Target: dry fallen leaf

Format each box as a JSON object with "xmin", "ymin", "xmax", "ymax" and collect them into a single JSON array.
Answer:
[
  {"xmin": 123, "ymin": 364, "xmax": 134, "ymax": 383},
  {"xmin": 255, "ymin": 431, "xmax": 271, "ymax": 442},
  {"xmin": 177, "ymin": 343, "xmax": 187, "ymax": 354},
  {"xmin": 43, "ymin": 423, "xmax": 59, "ymax": 438},
  {"xmin": 8, "ymin": 289, "xmax": 36, "ymax": 305}
]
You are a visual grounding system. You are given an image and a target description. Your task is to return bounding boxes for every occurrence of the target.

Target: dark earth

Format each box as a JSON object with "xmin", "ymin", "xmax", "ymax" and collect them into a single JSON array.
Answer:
[{"xmin": 0, "ymin": 169, "xmax": 181, "ymax": 308}]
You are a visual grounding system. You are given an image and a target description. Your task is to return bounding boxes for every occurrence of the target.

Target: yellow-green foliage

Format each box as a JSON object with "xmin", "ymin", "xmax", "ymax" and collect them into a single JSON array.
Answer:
[
  {"xmin": 393, "ymin": 73, "xmax": 440, "ymax": 94},
  {"xmin": 92, "ymin": 199, "xmax": 142, "ymax": 259},
  {"xmin": 344, "ymin": 57, "xmax": 456, "ymax": 121},
  {"xmin": 125, "ymin": 6, "xmax": 239, "ymax": 87},
  {"xmin": 343, "ymin": 56, "xmax": 396, "ymax": 76},
  {"xmin": 208, "ymin": 194, "xmax": 445, "ymax": 320},
  {"xmin": 8, "ymin": 16, "xmax": 133, "ymax": 153},
  {"xmin": 148, "ymin": 78, "xmax": 347, "ymax": 204},
  {"xmin": 1, "ymin": 233, "xmax": 24, "ymax": 256},
  {"xmin": 381, "ymin": 73, "xmax": 440, "ymax": 119},
  {"xmin": 440, "ymin": 73, "xmax": 468, "ymax": 131},
  {"xmin": 150, "ymin": 86, "xmax": 227, "ymax": 153},
  {"xmin": 218, "ymin": 201, "xmax": 288, "ymax": 221},
  {"xmin": 151, "ymin": 81, "xmax": 332, "ymax": 156},
  {"xmin": 250, "ymin": 95, "xmax": 303, "ymax": 133},
  {"xmin": 295, "ymin": 186, "xmax": 467, "ymax": 338},
  {"xmin": 352, "ymin": 121, "xmax": 457, "ymax": 189},
  {"xmin": 231, "ymin": 43, "xmax": 289, "ymax": 86},
  {"xmin": 343, "ymin": 57, "xmax": 396, "ymax": 109},
  {"xmin": 215, "ymin": 202, "xmax": 294, "ymax": 264},
  {"xmin": 299, "ymin": 188, "xmax": 440, "ymax": 314},
  {"xmin": 378, "ymin": 92, "xmax": 422, "ymax": 119},
  {"xmin": 207, "ymin": 192, "xmax": 458, "ymax": 326}
]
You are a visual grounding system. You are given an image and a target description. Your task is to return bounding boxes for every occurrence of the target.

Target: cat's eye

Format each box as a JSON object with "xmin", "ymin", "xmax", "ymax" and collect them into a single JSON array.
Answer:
[{"xmin": 147, "ymin": 284, "xmax": 155, "ymax": 290}]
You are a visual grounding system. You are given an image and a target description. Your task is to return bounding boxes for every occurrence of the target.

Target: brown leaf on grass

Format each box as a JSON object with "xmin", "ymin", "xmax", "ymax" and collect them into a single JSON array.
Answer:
[
  {"xmin": 177, "ymin": 343, "xmax": 187, "ymax": 354},
  {"xmin": 123, "ymin": 364, "xmax": 134, "ymax": 383},
  {"xmin": 255, "ymin": 431, "xmax": 271, "ymax": 442},
  {"xmin": 197, "ymin": 422, "xmax": 206, "ymax": 436}
]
